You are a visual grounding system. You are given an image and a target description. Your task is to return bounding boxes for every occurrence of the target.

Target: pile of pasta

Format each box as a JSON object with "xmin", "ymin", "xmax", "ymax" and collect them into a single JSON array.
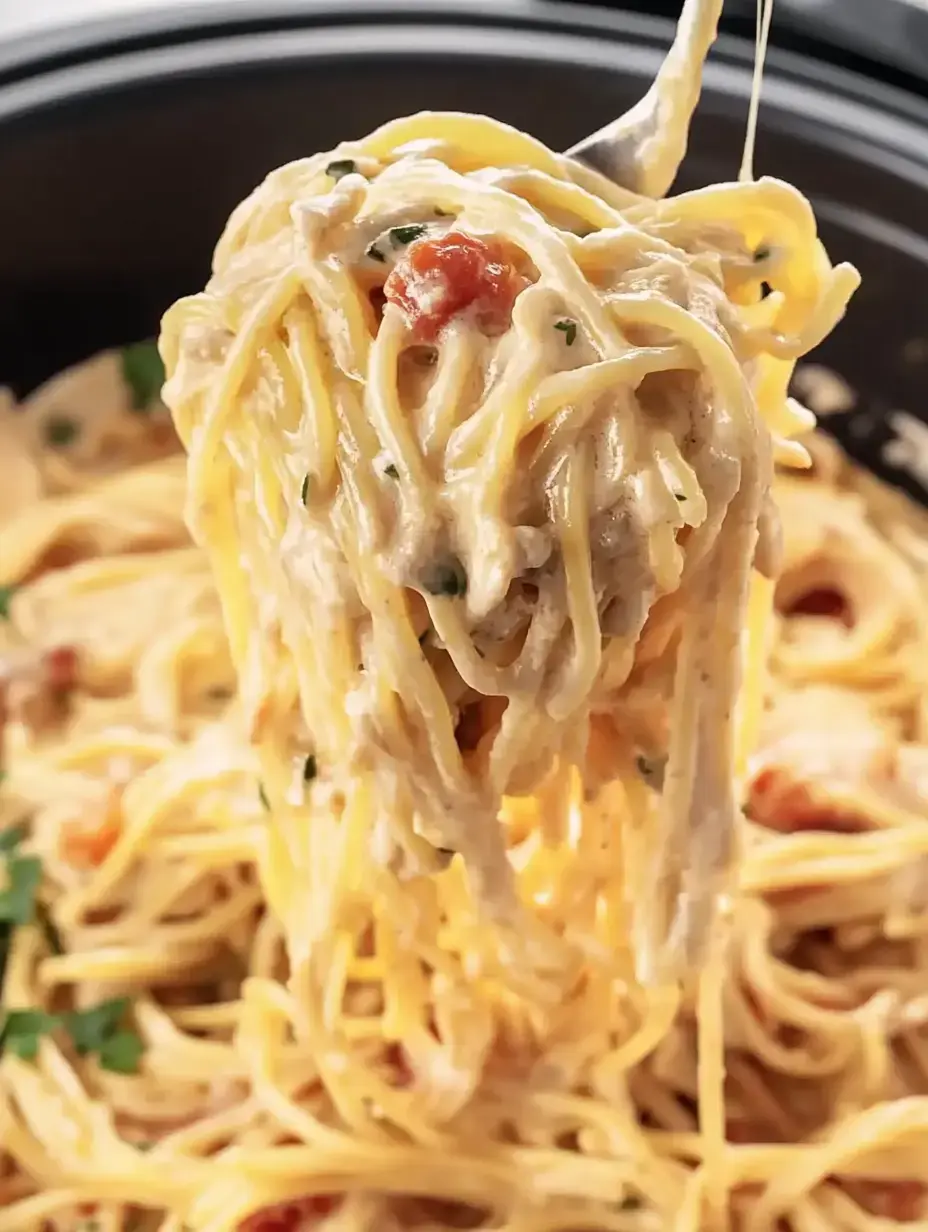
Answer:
[
  {"xmin": 3, "ymin": 326, "xmax": 928, "ymax": 1230},
  {"xmin": 3, "ymin": 352, "xmax": 926, "ymax": 1227}
]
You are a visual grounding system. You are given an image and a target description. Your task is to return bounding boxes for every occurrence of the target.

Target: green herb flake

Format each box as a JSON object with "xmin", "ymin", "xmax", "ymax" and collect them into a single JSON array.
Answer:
[
  {"xmin": 258, "ymin": 784, "xmax": 271, "ymax": 811},
  {"xmin": 0, "ymin": 1008, "xmax": 60, "ymax": 1060},
  {"xmin": 0, "ymin": 585, "xmax": 14, "ymax": 620},
  {"xmin": 389, "ymin": 224, "xmax": 427, "ymax": 247},
  {"xmin": 0, "ymin": 856, "xmax": 42, "ymax": 925},
  {"xmin": 384, "ymin": 463, "xmax": 399, "ymax": 479},
  {"xmin": 44, "ymin": 415, "xmax": 79, "ymax": 448},
  {"xmin": 0, "ymin": 823, "xmax": 27, "ymax": 854},
  {"xmin": 65, "ymin": 997, "xmax": 130, "ymax": 1056},
  {"xmin": 366, "ymin": 243, "xmax": 386, "ymax": 264},
  {"xmin": 554, "ymin": 319, "xmax": 577, "ymax": 346},
  {"xmin": 422, "ymin": 556, "xmax": 467, "ymax": 599},
  {"xmin": 300, "ymin": 475, "xmax": 311, "ymax": 506},
  {"xmin": 121, "ymin": 340, "xmax": 165, "ymax": 412},
  {"xmin": 98, "ymin": 1029, "xmax": 144, "ymax": 1074},
  {"xmin": 326, "ymin": 159, "xmax": 358, "ymax": 181},
  {"xmin": 303, "ymin": 755, "xmax": 317, "ymax": 783}
]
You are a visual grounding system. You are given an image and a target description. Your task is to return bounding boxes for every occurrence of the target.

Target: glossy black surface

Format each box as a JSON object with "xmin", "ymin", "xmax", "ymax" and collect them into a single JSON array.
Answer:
[{"xmin": 2, "ymin": 1, "xmax": 927, "ymax": 499}]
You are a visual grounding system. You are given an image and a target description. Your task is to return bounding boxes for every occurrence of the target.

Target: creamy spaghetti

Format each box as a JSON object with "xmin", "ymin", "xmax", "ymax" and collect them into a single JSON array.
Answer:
[{"xmin": 5, "ymin": 6, "xmax": 928, "ymax": 1232}]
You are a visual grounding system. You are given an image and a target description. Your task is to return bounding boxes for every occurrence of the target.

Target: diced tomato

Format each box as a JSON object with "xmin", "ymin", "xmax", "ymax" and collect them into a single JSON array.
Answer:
[
  {"xmin": 238, "ymin": 1195, "xmax": 340, "ymax": 1232},
  {"xmin": 785, "ymin": 586, "xmax": 851, "ymax": 625},
  {"xmin": 844, "ymin": 1180, "xmax": 926, "ymax": 1221},
  {"xmin": 384, "ymin": 230, "xmax": 527, "ymax": 341},
  {"xmin": 60, "ymin": 788, "xmax": 123, "ymax": 868},
  {"xmin": 748, "ymin": 767, "xmax": 863, "ymax": 834},
  {"xmin": 42, "ymin": 644, "xmax": 79, "ymax": 694}
]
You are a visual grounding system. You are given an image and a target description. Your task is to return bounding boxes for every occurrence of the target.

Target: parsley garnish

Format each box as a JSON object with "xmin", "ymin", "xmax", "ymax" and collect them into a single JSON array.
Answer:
[
  {"xmin": 422, "ymin": 556, "xmax": 467, "ymax": 599},
  {"xmin": 120, "ymin": 340, "xmax": 165, "ymax": 411},
  {"xmin": 66, "ymin": 997, "xmax": 129, "ymax": 1055},
  {"xmin": 326, "ymin": 159, "xmax": 357, "ymax": 181},
  {"xmin": 384, "ymin": 463, "xmax": 399, "ymax": 479},
  {"xmin": 300, "ymin": 475, "xmax": 311, "ymax": 506},
  {"xmin": 0, "ymin": 585, "xmax": 14, "ymax": 620},
  {"xmin": 98, "ymin": 1030, "xmax": 145, "ymax": 1074},
  {"xmin": 0, "ymin": 1008, "xmax": 59, "ymax": 1060},
  {"xmin": 0, "ymin": 832, "xmax": 40, "ymax": 1010},
  {"xmin": 44, "ymin": 415, "xmax": 79, "ymax": 448},
  {"xmin": 1, "ymin": 997, "xmax": 144, "ymax": 1073},
  {"xmin": 554, "ymin": 319, "xmax": 577, "ymax": 346},
  {"xmin": 0, "ymin": 823, "xmax": 27, "ymax": 854},
  {"xmin": 303, "ymin": 755, "xmax": 317, "ymax": 783},
  {"xmin": 366, "ymin": 243, "xmax": 386, "ymax": 264},
  {"xmin": 389, "ymin": 224, "xmax": 427, "ymax": 247},
  {"xmin": 0, "ymin": 856, "xmax": 41, "ymax": 925}
]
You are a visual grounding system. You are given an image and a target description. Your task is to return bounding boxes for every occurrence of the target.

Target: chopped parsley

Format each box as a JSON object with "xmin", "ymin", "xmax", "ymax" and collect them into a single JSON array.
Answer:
[
  {"xmin": 368, "ymin": 224, "xmax": 429, "ymax": 265},
  {"xmin": 0, "ymin": 823, "xmax": 27, "ymax": 854},
  {"xmin": 0, "ymin": 996, "xmax": 144, "ymax": 1073},
  {"xmin": 326, "ymin": 159, "xmax": 357, "ymax": 181},
  {"xmin": 303, "ymin": 755, "xmax": 317, "ymax": 783},
  {"xmin": 44, "ymin": 415, "xmax": 79, "ymax": 448},
  {"xmin": 0, "ymin": 855, "xmax": 42, "ymax": 926},
  {"xmin": 384, "ymin": 463, "xmax": 399, "ymax": 479},
  {"xmin": 98, "ymin": 1029, "xmax": 145, "ymax": 1074},
  {"xmin": 554, "ymin": 319, "xmax": 577, "ymax": 346},
  {"xmin": 300, "ymin": 474, "xmax": 311, "ymax": 506},
  {"xmin": 389, "ymin": 224, "xmax": 427, "ymax": 247},
  {"xmin": 422, "ymin": 556, "xmax": 467, "ymax": 599},
  {"xmin": 0, "ymin": 826, "xmax": 32, "ymax": 995},
  {"xmin": 0, "ymin": 1009, "xmax": 59, "ymax": 1060},
  {"xmin": 0, "ymin": 584, "xmax": 14, "ymax": 620},
  {"xmin": 121, "ymin": 340, "xmax": 165, "ymax": 411}
]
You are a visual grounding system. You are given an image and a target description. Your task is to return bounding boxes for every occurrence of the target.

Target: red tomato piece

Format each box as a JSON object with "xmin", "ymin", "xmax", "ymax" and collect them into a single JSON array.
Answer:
[
  {"xmin": 239, "ymin": 1195, "xmax": 340, "ymax": 1232},
  {"xmin": 383, "ymin": 230, "xmax": 527, "ymax": 341}
]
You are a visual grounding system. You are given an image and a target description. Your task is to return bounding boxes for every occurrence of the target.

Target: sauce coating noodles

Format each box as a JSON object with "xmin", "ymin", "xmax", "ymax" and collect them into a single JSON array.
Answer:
[{"xmin": 4, "ymin": 10, "xmax": 928, "ymax": 1232}]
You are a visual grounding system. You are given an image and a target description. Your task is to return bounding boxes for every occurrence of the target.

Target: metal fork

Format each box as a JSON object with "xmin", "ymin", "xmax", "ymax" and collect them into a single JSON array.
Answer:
[{"xmin": 566, "ymin": 0, "xmax": 726, "ymax": 196}]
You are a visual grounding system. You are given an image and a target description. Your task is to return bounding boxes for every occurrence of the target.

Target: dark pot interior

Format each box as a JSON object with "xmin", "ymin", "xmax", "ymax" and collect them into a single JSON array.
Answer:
[{"xmin": 2, "ymin": 1, "xmax": 928, "ymax": 501}]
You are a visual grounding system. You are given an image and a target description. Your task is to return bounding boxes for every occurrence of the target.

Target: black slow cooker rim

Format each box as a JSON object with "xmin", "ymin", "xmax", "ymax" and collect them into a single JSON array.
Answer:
[{"xmin": 0, "ymin": 0, "xmax": 927, "ymax": 195}]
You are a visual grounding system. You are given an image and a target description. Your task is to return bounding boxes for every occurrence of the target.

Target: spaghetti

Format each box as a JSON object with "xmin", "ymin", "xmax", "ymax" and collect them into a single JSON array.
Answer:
[{"xmin": 4, "ymin": 9, "xmax": 927, "ymax": 1232}]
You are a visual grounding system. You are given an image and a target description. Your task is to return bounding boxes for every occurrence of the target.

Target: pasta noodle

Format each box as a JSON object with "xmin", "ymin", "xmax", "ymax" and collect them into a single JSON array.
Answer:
[{"xmin": 5, "ymin": 7, "xmax": 928, "ymax": 1232}]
